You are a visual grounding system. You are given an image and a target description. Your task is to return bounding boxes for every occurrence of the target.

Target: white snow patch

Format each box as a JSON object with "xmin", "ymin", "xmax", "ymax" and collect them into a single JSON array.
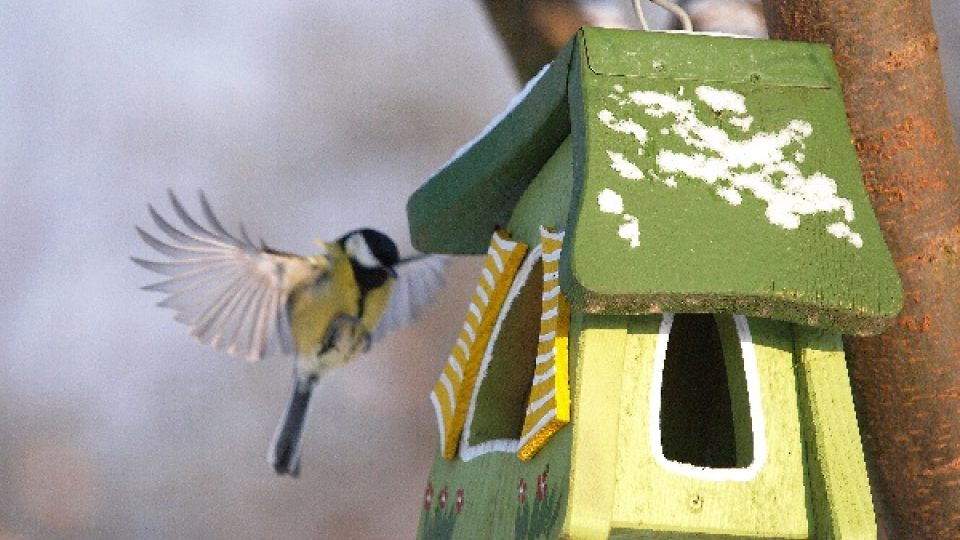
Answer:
[
  {"xmin": 596, "ymin": 84, "xmax": 863, "ymax": 248},
  {"xmin": 826, "ymin": 222, "xmax": 864, "ymax": 248},
  {"xmin": 717, "ymin": 187, "xmax": 743, "ymax": 205},
  {"xmin": 607, "ymin": 151, "xmax": 645, "ymax": 180},
  {"xmin": 696, "ymin": 86, "xmax": 747, "ymax": 114},
  {"xmin": 598, "ymin": 188, "xmax": 624, "ymax": 214},
  {"xmin": 597, "ymin": 110, "xmax": 648, "ymax": 145},
  {"xmin": 597, "ymin": 188, "xmax": 641, "ymax": 248},
  {"xmin": 619, "ymin": 214, "xmax": 641, "ymax": 247},
  {"xmin": 730, "ymin": 115, "xmax": 754, "ymax": 131}
]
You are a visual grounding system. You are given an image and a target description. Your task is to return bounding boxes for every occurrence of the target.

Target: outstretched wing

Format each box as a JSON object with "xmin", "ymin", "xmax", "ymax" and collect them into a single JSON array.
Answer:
[
  {"xmin": 133, "ymin": 190, "xmax": 321, "ymax": 361},
  {"xmin": 371, "ymin": 254, "xmax": 451, "ymax": 342}
]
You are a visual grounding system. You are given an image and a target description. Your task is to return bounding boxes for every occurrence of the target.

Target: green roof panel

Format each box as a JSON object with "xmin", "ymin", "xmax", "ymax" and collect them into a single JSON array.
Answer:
[
  {"xmin": 406, "ymin": 40, "xmax": 575, "ymax": 254},
  {"xmin": 561, "ymin": 29, "xmax": 903, "ymax": 334}
]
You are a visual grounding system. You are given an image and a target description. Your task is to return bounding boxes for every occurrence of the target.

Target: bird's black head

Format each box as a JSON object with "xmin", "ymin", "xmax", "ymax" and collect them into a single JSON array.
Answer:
[{"xmin": 338, "ymin": 229, "xmax": 399, "ymax": 294}]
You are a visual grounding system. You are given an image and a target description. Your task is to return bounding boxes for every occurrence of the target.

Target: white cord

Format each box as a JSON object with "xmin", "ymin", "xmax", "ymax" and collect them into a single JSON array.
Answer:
[
  {"xmin": 631, "ymin": 0, "xmax": 694, "ymax": 32},
  {"xmin": 631, "ymin": 0, "xmax": 651, "ymax": 30}
]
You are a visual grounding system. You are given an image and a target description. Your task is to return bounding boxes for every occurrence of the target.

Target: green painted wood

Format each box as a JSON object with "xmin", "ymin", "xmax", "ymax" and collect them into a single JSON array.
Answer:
[
  {"xmin": 565, "ymin": 314, "xmax": 630, "ymax": 539},
  {"xmin": 580, "ymin": 27, "xmax": 840, "ymax": 89},
  {"xmin": 418, "ymin": 426, "xmax": 572, "ymax": 540},
  {"xmin": 608, "ymin": 315, "xmax": 807, "ymax": 538},
  {"xmin": 408, "ymin": 28, "xmax": 901, "ymax": 333},
  {"xmin": 506, "ymin": 137, "xmax": 574, "ymax": 246},
  {"xmin": 793, "ymin": 326, "xmax": 876, "ymax": 539},
  {"xmin": 716, "ymin": 316, "xmax": 756, "ymax": 467},
  {"xmin": 417, "ymin": 316, "xmax": 584, "ymax": 540},
  {"xmin": 561, "ymin": 29, "xmax": 902, "ymax": 335},
  {"xmin": 406, "ymin": 40, "xmax": 574, "ymax": 255}
]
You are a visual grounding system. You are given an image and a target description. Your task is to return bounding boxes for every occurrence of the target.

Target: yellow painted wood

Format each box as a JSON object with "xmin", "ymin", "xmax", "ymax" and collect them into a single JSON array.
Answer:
[
  {"xmin": 564, "ymin": 313, "xmax": 630, "ymax": 539},
  {"xmin": 793, "ymin": 327, "xmax": 876, "ymax": 539},
  {"xmin": 518, "ymin": 227, "xmax": 571, "ymax": 460},
  {"xmin": 716, "ymin": 316, "xmax": 756, "ymax": 467},
  {"xmin": 431, "ymin": 230, "xmax": 527, "ymax": 458},
  {"xmin": 611, "ymin": 316, "xmax": 808, "ymax": 538}
]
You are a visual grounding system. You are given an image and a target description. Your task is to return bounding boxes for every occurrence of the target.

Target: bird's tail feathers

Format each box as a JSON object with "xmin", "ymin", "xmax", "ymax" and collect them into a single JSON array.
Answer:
[{"xmin": 268, "ymin": 375, "xmax": 316, "ymax": 477}]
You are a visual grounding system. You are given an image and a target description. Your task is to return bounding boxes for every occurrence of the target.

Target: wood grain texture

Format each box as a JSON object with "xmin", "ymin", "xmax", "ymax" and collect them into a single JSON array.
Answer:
[
  {"xmin": 763, "ymin": 2, "xmax": 960, "ymax": 537},
  {"xmin": 564, "ymin": 314, "xmax": 628, "ymax": 539},
  {"xmin": 794, "ymin": 326, "xmax": 876, "ymax": 539}
]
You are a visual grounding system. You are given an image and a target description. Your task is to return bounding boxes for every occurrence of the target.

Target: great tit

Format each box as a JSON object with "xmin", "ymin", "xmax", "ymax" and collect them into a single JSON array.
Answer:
[{"xmin": 133, "ymin": 191, "xmax": 448, "ymax": 477}]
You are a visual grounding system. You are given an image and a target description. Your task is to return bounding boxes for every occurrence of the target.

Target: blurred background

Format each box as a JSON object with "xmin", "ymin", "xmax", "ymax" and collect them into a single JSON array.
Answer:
[{"xmin": 0, "ymin": 1, "xmax": 956, "ymax": 539}]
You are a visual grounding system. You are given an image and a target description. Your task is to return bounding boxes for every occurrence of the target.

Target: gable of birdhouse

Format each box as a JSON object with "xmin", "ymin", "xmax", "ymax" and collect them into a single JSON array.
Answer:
[{"xmin": 407, "ymin": 27, "xmax": 903, "ymax": 335}]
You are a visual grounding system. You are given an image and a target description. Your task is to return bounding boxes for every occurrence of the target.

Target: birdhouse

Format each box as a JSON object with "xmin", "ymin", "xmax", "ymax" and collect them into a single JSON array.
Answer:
[{"xmin": 409, "ymin": 28, "xmax": 902, "ymax": 540}]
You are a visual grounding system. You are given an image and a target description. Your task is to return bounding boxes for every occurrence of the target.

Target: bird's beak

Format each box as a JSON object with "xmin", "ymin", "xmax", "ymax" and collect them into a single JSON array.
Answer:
[{"xmin": 387, "ymin": 266, "xmax": 397, "ymax": 278}]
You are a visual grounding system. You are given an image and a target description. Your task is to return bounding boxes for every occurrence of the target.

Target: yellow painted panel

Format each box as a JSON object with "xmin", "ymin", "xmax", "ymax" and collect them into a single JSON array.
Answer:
[
  {"xmin": 794, "ymin": 326, "xmax": 876, "ymax": 539},
  {"xmin": 518, "ymin": 227, "xmax": 571, "ymax": 460},
  {"xmin": 431, "ymin": 230, "xmax": 527, "ymax": 458},
  {"xmin": 612, "ymin": 316, "xmax": 808, "ymax": 538},
  {"xmin": 564, "ymin": 314, "xmax": 630, "ymax": 539}
]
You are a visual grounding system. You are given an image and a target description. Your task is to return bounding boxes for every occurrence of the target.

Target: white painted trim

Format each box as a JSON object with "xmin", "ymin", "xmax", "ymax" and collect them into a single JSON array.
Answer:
[
  {"xmin": 429, "ymin": 391, "xmax": 447, "ymax": 454},
  {"xmin": 447, "ymin": 355, "xmax": 463, "ymax": 381},
  {"xmin": 649, "ymin": 313, "xmax": 768, "ymax": 482},
  {"xmin": 526, "ymin": 388, "xmax": 557, "ymax": 415},
  {"xmin": 474, "ymin": 283, "xmax": 489, "ymax": 306},
  {"xmin": 439, "ymin": 373, "xmax": 456, "ymax": 411}
]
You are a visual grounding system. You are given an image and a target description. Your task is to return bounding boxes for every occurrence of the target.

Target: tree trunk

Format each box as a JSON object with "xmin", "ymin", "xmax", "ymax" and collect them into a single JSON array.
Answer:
[
  {"xmin": 764, "ymin": 2, "xmax": 960, "ymax": 538},
  {"xmin": 478, "ymin": 0, "xmax": 590, "ymax": 81}
]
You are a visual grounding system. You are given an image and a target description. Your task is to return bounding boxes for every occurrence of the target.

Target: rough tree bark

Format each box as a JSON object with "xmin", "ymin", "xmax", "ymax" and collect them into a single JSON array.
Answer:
[
  {"xmin": 479, "ymin": 1, "xmax": 960, "ymax": 537},
  {"xmin": 763, "ymin": 2, "xmax": 960, "ymax": 538}
]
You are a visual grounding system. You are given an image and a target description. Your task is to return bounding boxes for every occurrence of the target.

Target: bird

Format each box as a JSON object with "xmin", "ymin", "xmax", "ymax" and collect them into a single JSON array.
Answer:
[{"xmin": 132, "ymin": 190, "xmax": 449, "ymax": 477}]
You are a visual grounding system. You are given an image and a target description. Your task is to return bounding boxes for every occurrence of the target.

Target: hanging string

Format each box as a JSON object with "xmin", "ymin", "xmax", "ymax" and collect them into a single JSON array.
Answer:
[{"xmin": 631, "ymin": 0, "xmax": 694, "ymax": 32}]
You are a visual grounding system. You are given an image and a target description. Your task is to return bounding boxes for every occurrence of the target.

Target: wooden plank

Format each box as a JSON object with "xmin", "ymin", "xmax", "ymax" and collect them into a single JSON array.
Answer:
[
  {"xmin": 407, "ymin": 40, "xmax": 574, "ymax": 255},
  {"xmin": 564, "ymin": 313, "xmax": 630, "ymax": 539},
  {"xmin": 562, "ymin": 29, "xmax": 902, "ymax": 335},
  {"xmin": 430, "ymin": 231, "xmax": 527, "ymax": 458},
  {"xmin": 580, "ymin": 27, "xmax": 840, "ymax": 88},
  {"xmin": 794, "ymin": 326, "xmax": 876, "ymax": 539},
  {"xmin": 611, "ymin": 316, "xmax": 807, "ymax": 538}
]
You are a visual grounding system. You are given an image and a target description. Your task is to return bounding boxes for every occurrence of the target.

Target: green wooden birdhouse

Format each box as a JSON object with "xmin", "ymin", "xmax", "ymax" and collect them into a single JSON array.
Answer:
[{"xmin": 408, "ymin": 28, "xmax": 902, "ymax": 540}]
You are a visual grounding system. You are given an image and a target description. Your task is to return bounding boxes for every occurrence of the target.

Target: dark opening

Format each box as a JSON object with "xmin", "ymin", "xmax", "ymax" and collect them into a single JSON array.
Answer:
[
  {"xmin": 468, "ymin": 258, "xmax": 542, "ymax": 445},
  {"xmin": 659, "ymin": 313, "xmax": 744, "ymax": 468}
]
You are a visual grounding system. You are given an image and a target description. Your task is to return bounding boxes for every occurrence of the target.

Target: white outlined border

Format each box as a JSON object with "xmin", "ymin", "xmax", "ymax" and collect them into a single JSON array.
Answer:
[
  {"xmin": 459, "ymin": 244, "xmax": 544, "ymax": 462},
  {"xmin": 649, "ymin": 313, "xmax": 768, "ymax": 481}
]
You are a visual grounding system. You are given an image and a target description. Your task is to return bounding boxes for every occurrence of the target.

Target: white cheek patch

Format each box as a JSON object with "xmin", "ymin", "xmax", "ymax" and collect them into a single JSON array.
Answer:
[{"xmin": 346, "ymin": 234, "xmax": 381, "ymax": 269}]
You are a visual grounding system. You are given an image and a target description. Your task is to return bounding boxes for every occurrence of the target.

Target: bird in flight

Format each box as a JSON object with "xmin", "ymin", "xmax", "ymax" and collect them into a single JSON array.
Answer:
[{"xmin": 133, "ymin": 191, "xmax": 448, "ymax": 477}]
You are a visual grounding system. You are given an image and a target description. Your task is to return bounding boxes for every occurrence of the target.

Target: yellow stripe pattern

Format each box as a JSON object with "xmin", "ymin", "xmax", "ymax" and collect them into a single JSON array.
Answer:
[
  {"xmin": 518, "ymin": 227, "xmax": 570, "ymax": 460},
  {"xmin": 431, "ymin": 230, "xmax": 527, "ymax": 459}
]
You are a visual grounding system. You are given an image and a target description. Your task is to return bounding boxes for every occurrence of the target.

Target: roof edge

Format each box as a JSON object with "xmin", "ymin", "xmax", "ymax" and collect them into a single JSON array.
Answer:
[{"xmin": 407, "ymin": 37, "xmax": 578, "ymax": 254}]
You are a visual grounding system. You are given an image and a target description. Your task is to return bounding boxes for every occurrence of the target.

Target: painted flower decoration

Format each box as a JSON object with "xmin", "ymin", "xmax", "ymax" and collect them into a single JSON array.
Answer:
[
  {"xmin": 518, "ymin": 478, "xmax": 528, "ymax": 504},
  {"xmin": 536, "ymin": 470, "xmax": 548, "ymax": 502},
  {"xmin": 424, "ymin": 482, "xmax": 433, "ymax": 511},
  {"xmin": 455, "ymin": 488, "xmax": 465, "ymax": 513},
  {"xmin": 439, "ymin": 486, "xmax": 449, "ymax": 509}
]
